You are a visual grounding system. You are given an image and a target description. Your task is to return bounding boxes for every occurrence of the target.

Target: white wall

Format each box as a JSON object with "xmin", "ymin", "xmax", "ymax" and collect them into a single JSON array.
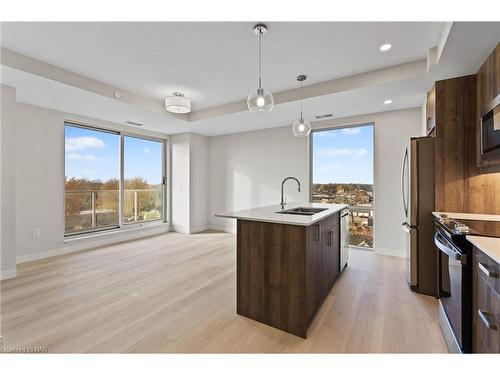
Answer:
[
  {"xmin": 0, "ymin": 84, "xmax": 17, "ymax": 279},
  {"xmin": 12, "ymin": 100, "xmax": 170, "ymax": 261},
  {"xmin": 208, "ymin": 126, "xmax": 310, "ymax": 233},
  {"xmin": 208, "ymin": 108, "xmax": 423, "ymax": 256},
  {"xmin": 421, "ymin": 101, "xmax": 427, "ymax": 135},
  {"xmin": 171, "ymin": 133, "xmax": 191, "ymax": 233},
  {"xmin": 189, "ymin": 133, "xmax": 209, "ymax": 233},
  {"xmin": 171, "ymin": 132, "xmax": 209, "ymax": 234}
]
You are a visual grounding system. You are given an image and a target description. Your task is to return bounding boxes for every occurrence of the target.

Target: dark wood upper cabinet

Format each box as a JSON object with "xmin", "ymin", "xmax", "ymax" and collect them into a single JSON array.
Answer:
[
  {"xmin": 496, "ymin": 43, "xmax": 500, "ymax": 99},
  {"xmin": 434, "ymin": 43, "xmax": 500, "ymax": 214},
  {"xmin": 477, "ymin": 44, "xmax": 497, "ymax": 115},
  {"xmin": 434, "ymin": 75, "xmax": 476, "ymax": 213},
  {"xmin": 476, "ymin": 42, "xmax": 500, "ymax": 170}
]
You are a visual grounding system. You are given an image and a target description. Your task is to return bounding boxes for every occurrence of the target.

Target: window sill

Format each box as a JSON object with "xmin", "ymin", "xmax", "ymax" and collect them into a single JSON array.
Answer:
[{"xmin": 63, "ymin": 221, "xmax": 169, "ymax": 244}]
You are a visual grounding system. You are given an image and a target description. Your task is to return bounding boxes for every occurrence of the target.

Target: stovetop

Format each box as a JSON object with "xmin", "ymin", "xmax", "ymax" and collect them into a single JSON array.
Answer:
[{"xmin": 434, "ymin": 214, "xmax": 500, "ymax": 238}]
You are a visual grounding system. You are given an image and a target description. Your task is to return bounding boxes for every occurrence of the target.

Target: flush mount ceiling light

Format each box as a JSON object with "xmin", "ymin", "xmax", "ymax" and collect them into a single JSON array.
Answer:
[
  {"xmin": 379, "ymin": 43, "xmax": 392, "ymax": 52},
  {"xmin": 384, "ymin": 99, "xmax": 393, "ymax": 104},
  {"xmin": 247, "ymin": 24, "xmax": 274, "ymax": 113},
  {"xmin": 292, "ymin": 75, "xmax": 312, "ymax": 137},
  {"xmin": 165, "ymin": 92, "xmax": 191, "ymax": 114}
]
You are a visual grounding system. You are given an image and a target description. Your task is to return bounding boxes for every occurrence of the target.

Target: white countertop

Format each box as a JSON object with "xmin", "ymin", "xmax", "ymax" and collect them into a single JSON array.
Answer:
[
  {"xmin": 466, "ymin": 236, "xmax": 500, "ymax": 264},
  {"xmin": 215, "ymin": 202, "xmax": 348, "ymax": 226},
  {"xmin": 433, "ymin": 212, "xmax": 500, "ymax": 222}
]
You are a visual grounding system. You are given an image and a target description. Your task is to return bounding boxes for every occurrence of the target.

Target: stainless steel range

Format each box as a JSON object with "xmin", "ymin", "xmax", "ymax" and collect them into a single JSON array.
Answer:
[{"xmin": 434, "ymin": 214, "xmax": 500, "ymax": 353}]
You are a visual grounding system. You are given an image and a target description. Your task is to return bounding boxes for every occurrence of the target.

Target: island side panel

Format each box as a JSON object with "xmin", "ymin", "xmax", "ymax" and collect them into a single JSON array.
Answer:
[
  {"xmin": 267, "ymin": 222, "xmax": 307, "ymax": 338},
  {"xmin": 237, "ymin": 219, "xmax": 268, "ymax": 323},
  {"xmin": 236, "ymin": 219, "xmax": 308, "ymax": 338}
]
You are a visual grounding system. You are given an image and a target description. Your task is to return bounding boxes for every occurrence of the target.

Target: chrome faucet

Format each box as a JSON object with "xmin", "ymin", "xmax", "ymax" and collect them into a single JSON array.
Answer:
[{"xmin": 280, "ymin": 177, "xmax": 301, "ymax": 209}]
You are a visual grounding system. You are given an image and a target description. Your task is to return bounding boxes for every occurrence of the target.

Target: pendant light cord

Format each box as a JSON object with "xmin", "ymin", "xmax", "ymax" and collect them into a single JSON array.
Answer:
[
  {"xmin": 258, "ymin": 30, "xmax": 262, "ymax": 89},
  {"xmin": 300, "ymin": 80, "xmax": 303, "ymax": 119}
]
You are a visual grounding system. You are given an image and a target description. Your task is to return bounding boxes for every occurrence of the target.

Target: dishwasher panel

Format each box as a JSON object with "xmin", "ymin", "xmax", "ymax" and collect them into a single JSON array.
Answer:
[{"xmin": 340, "ymin": 208, "xmax": 349, "ymax": 271}]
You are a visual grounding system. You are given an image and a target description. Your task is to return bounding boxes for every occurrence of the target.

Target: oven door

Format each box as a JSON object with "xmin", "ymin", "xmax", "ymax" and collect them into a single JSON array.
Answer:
[{"xmin": 435, "ymin": 231, "xmax": 466, "ymax": 350}]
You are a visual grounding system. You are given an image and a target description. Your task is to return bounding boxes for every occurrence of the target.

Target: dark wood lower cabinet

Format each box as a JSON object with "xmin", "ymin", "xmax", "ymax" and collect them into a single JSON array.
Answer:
[
  {"xmin": 237, "ymin": 213, "xmax": 341, "ymax": 338},
  {"xmin": 473, "ymin": 248, "xmax": 500, "ymax": 353}
]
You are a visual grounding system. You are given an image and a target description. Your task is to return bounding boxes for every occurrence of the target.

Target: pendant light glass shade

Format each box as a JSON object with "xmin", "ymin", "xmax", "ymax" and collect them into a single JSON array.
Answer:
[
  {"xmin": 292, "ymin": 117, "xmax": 311, "ymax": 137},
  {"xmin": 292, "ymin": 74, "xmax": 311, "ymax": 137},
  {"xmin": 248, "ymin": 24, "xmax": 273, "ymax": 114},
  {"xmin": 247, "ymin": 88, "xmax": 274, "ymax": 113}
]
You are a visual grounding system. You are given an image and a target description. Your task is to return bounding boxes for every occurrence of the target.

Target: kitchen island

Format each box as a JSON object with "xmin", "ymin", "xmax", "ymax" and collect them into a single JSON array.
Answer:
[{"xmin": 216, "ymin": 202, "xmax": 348, "ymax": 338}]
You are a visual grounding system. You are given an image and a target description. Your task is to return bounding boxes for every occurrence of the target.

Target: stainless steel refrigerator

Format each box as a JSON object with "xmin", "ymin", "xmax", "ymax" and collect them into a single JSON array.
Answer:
[{"xmin": 401, "ymin": 136, "xmax": 436, "ymax": 297}]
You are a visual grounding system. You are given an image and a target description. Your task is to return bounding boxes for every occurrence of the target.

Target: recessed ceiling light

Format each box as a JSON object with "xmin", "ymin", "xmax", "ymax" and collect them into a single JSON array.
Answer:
[
  {"xmin": 384, "ymin": 99, "xmax": 393, "ymax": 105},
  {"xmin": 379, "ymin": 43, "xmax": 392, "ymax": 52}
]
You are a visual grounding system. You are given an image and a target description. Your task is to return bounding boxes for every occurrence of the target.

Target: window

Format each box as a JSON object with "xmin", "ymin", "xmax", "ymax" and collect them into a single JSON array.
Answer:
[
  {"xmin": 64, "ymin": 123, "xmax": 165, "ymax": 236},
  {"xmin": 124, "ymin": 136, "xmax": 164, "ymax": 224},
  {"xmin": 311, "ymin": 124, "xmax": 374, "ymax": 248}
]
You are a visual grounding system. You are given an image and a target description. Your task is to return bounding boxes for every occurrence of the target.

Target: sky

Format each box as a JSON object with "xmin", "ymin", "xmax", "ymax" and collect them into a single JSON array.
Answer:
[
  {"xmin": 312, "ymin": 124, "xmax": 373, "ymax": 184},
  {"xmin": 65, "ymin": 125, "xmax": 163, "ymax": 184}
]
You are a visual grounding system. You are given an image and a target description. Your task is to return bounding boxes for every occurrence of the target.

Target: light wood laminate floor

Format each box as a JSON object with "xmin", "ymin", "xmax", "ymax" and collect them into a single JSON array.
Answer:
[{"xmin": 0, "ymin": 232, "xmax": 448, "ymax": 353}]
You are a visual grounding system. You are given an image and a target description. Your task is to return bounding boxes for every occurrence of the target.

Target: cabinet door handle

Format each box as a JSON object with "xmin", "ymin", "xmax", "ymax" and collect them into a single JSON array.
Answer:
[
  {"xmin": 315, "ymin": 224, "xmax": 321, "ymax": 241},
  {"xmin": 478, "ymin": 309, "xmax": 497, "ymax": 330},
  {"xmin": 478, "ymin": 262, "xmax": 498, "ymax": 278},
  {"xmin": 328, "ymin": 230, "xmax": 334, "ymax": 246}
]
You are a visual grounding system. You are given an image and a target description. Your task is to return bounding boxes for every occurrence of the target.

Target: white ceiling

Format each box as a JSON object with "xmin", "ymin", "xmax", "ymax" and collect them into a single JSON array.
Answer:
[
  {"xmin": 1, "ymin": 22, "xmax": 445, "ymax": 110},
  {"xmin": 1, "ymin": 22, "xmax": 499, "ymax": 136}
]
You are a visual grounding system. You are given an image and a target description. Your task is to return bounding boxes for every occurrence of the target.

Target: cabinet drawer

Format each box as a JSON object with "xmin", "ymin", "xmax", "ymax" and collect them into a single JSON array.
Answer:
[
  {"xmin": 475, "ymin": 279, "xmax": 500, "ymax": 353},
  {"xmin": 320, "ymin": 211, "xmax": 340, "ymax": 229},
  {"xmin": 476, "ymin": 250, "xmax": 500, "ymax": 295}
]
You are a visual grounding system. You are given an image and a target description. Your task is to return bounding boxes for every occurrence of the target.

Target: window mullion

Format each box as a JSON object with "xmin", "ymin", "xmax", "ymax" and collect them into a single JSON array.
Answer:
[{"xmin": 119, "ymin": 133, "xmax": 125, "ymax": 228}]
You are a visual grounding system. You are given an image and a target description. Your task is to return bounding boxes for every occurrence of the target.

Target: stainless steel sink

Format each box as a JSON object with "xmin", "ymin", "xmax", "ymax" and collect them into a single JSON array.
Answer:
[{"xmin": 275, "ymin": 207, "xmax": 328, "ymax": 216}]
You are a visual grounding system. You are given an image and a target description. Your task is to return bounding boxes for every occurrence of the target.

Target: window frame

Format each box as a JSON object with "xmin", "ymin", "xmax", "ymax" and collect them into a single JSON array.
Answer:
[
  {"xmin": 63, "ymin": 120, "xmax": 168, "ymax": 238},
  {"xmin": 309, "ymin": 121, "xmax": 375, "ymax": 249},
  {"xmin": 122, "ymin": 133, "xmax": 167, "ymax": 227}
]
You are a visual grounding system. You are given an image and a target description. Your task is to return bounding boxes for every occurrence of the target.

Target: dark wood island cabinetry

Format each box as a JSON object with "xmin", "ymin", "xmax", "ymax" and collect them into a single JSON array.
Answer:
[
  {"xmin": 218, "ymin": 203, "xmax": 346, "ymax": 338},
  {"xmin": 237, "ymin": 212, "xmax": 340, "ymax": 338}
]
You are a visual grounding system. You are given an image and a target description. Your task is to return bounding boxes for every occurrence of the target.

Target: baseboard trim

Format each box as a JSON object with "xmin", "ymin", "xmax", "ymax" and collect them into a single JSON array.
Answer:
[
  {"xmin": 16, "ymin": 225, "xmax": 170, "ymax": 264},
  {"xmin": 171, "ymin": 225, "xmax": 190, "ymax": 234},
  {"xmin": 189, "ymin": 225, "xmax": 208, "ymax": 234},
  {"xmin": 207, "ymin": 224, "xmax": 235, "ymax": 234},
  {"xmin": 374, "ymin": 247, "xmax": 404, "ymax": 257},
  {"xmin": 0, "ymin": 267, "xmax": 17, "ymax": 280}
]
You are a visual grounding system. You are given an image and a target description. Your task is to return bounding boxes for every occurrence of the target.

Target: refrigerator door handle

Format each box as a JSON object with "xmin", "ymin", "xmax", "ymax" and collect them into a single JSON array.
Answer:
[
  {"xmin": 401, "ymin": 147, "xmax": 409, "ymax": 219},
  {"xmin": 402, "ymin": 221, "xmax": 418, "ymax": 233},
  {"xmin": 402, "ymin": 222, "xmax": 411, "ymax": 233}
]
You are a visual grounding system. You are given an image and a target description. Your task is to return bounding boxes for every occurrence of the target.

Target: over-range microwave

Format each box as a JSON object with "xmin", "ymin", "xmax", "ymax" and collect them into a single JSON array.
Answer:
[{"xmin": 480, "ymin": 95, "xmax": 500, "ymax": 161}]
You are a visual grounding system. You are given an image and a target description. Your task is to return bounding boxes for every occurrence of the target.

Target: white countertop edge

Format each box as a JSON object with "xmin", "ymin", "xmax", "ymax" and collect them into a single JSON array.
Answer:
[
  {"xmin": 215, "ymin": 202, "xmax": 349, "ymax": 226},
  {"xmin": 466, "ymin": 235, "xmax": 500, "ymax": 264},
  {"xmin": 433, "ymin": 212, "xmax": 500, "ymax": 222}
]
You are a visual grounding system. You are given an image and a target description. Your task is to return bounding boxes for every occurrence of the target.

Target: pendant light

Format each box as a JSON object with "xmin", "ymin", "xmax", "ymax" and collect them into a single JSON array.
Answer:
[
  {"xmin": 247, "ymin": 24, "xmax": 274, "ymax": 113},
  {"xmin": 292, "ymin": 75, "xmax": 311, "ymax": 137}
]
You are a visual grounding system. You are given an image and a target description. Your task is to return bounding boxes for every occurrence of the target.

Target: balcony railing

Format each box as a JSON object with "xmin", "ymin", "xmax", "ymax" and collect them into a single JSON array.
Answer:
[
  {"xmin": 347, "ymin": 205, "xmax": 374, "ymax": 248},
  {"xmin": 65, "ymin": 188, "xmax": 162, "ymax": 235},
  {"xmin": 312, "ymin": 195, "xmax": 374, "ymax": 248}
]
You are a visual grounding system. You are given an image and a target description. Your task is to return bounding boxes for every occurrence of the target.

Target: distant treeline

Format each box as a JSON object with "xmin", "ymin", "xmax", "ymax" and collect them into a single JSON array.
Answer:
[
  {"xmin": 312, "ymin": 183, "xmax": 373, "ymax": 194},
  {"xmin": 65, "ymin": 177, "xmax": 161, "ymax": 191}
]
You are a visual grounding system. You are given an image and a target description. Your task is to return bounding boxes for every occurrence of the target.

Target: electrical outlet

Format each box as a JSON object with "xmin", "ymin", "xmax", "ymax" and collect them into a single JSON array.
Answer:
[{"xmin": 32, "ymin": 227, "xmax": 41, "ymax": 238}]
